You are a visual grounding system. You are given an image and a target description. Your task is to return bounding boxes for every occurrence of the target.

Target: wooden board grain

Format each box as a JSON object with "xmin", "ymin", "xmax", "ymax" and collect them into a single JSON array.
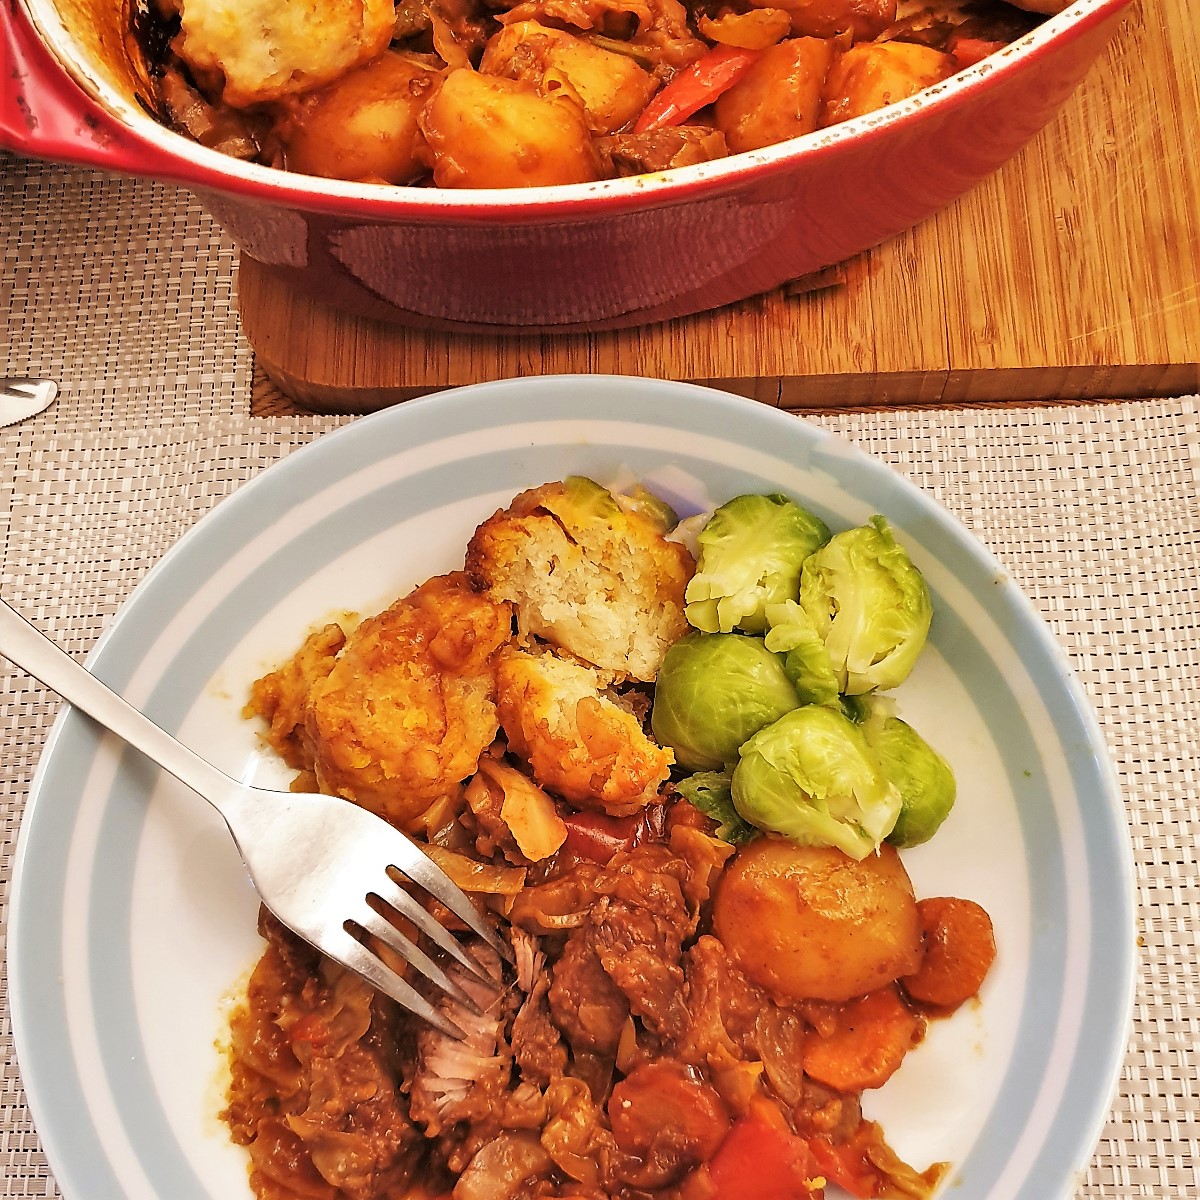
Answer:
[{"xmin": 239, "ymin": 0, "xmax": 1200, "ymax": 415}]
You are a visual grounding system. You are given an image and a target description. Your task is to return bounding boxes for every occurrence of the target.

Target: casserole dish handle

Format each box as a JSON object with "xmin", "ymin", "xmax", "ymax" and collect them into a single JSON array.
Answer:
[{"xmin": 1, "ymin": 0, "xmax": 176, "ymax": 175}]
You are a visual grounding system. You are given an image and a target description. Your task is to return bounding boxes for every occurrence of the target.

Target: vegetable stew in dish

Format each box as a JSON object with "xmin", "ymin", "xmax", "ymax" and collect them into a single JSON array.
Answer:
[
  {"xmin": 225, "ymin": 477, "xmax": 996, "ymax": 1200},
  {"xmin": 137, "ymin": 0, "xmax": 1060, "ymax": 187}
]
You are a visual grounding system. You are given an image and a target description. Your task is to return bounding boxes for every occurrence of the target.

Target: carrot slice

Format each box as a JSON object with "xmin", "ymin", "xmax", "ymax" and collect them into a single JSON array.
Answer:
[
  {"xmin": 901, "ymin": 896, "xmax": 996, "ymax": 1010},
  {"xmin": 802, "ymin": 985, "xmax": 922, "ymax": 1092}
]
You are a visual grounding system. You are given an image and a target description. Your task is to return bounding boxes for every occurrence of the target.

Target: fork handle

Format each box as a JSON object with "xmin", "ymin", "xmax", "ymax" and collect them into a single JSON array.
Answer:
[{"xmin": 0, "ymin": 596, "xmax": 236, "ymax": 808}]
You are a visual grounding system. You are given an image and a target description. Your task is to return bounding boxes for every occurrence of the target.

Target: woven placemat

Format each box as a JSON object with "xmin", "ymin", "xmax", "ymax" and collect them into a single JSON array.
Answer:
[{"xmin": 3, "ymin": 152, "xmax": 1199, "ymax": 1197}]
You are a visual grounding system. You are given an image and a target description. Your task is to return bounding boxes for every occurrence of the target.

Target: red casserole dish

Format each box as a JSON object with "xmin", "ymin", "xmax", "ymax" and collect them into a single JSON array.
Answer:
[{"xmin": 1, "ymin": 0, "xmax": 1132, "ymax": 332}]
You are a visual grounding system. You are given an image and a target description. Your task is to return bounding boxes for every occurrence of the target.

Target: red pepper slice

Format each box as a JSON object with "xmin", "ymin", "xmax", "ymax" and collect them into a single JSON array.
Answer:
[
  {"xmin": 561, "ymin": 810, "xmax": 642, "ymax": 863},
  {"xmin": 948, "ymin": 35, "xmax": 1006, "ymax": 69},
  {"xmin": 633, "ymin": 45, "xmax": 762, "ymax": 133},
  {"xmin": 561, "ymin": 805, "xmax": 667, "ymax": 864},
  {"xmin": 706, "ymin": 1111, "xmax": 822, "ymax": 1200}
]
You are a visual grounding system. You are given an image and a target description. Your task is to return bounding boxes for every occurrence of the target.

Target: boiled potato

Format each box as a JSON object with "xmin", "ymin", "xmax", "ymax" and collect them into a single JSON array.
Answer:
[
  {"xmin": 420, "ymin": 68, "xmax": 602, "ymax": 188},
  {"xmin": 714, "ymin": 37, "xmax": 837, "ymax": 154},
  {"xmin": 278, "ymin": 52, "xmax": 442, "ymax": 185},
  {"xmin": 481, "ymin": 22, "xmax": 658, "ymax": 135},
  {"xmin": 712, "ymin": 838, "xmax": 922, "ymax": 1002},
  {"xmin": 820, "ymin": 41, "xmax": 953, "ymax": 127}
]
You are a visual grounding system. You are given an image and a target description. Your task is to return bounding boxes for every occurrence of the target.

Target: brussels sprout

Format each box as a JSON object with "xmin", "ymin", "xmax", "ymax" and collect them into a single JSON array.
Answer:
[
  {"xmin": 668, "ymin": 511, "xmax": 710, "ymax": 561},
  {"xmin": 867, "ymin": 716, "xmax": 957, "ymax": 848},
  {"xmin": 799, "ymin": 515, "xmax": 933, "ymax": 695},
  {"xmin": 731, "ymin": 705, "xmax": 901, "ymax": 860},
  {"xmin": 763, "ymin": 600, "xmax": 840, "ymax": 707},
  {"xmin": 550, "ymin": 475, "xmax": 624, "ymax": 523},
  {"xmin": 684, "ymin": 493, "xmax": 831, "ymax": 635},
  {"xmin": 651, "ymin": 631, "xmax": 800, "ymax": 772},
  {"xmin": 840, "ymin": 690, "xmax": 896, "ymax": 732},
  {"xmin": 675, "ymin": 769, "xmax": 757, "ymax": 844},
  {"xmin": 615, "ymin": 484, "xmax": 679, "ymax": 534}
]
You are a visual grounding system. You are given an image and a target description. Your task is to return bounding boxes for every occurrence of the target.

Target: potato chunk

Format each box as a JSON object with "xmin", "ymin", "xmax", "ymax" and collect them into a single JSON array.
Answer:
[
  {"xmin": 713, "ymin": 839, "xmax": 922, "ymax": 1002},
  {"xmin": 481, "ymin": 21, "xmax": 658, "ymax": 135},
  {"xmin": 714, "ymin": 37, "xmax": 836, "ymax": 154},
  {"xmin": 419, "ymin": 68, "xmax": 602, "ymax": 188},
  {"xmin": 277, "ymin": 53, "xmax": 442, "ymax": 185},
  {"xmin": 820, "ymin": 41, "xmax": 953, "ymax": 127},
  {"xmin": 177, "ymin": 0, "xmax": 395, "ymax": 107}
]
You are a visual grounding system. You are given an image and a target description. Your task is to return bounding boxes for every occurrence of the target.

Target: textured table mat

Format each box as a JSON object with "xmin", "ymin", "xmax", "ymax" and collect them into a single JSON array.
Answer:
[{"xmin": 3, "ymin": 153, "xmax": 1199, "ymax": 1198}]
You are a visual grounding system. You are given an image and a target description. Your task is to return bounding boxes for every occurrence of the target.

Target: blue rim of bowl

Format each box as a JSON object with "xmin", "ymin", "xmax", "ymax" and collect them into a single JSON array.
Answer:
[{"xmin": 7, "ymin": 375, "xmax": 1135, "ymax": 1199}]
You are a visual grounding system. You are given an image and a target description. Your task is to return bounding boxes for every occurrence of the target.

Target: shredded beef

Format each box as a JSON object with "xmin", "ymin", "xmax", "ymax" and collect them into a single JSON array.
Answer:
[
  {"xmin": 548, "ymin": 931, "xmax": 630, "ymax": 1055},
  {"xmin": 512, "ymin": 970, "xmax": 569, "ymax": 1088},
  {"xmin": 229, "ymin": 812, "xmax": 945, "ymax": 1200},
  {"xmin": 673, "ymin": 934, "xmax": 762, "ymax": 1069},
  {"xmin": 581, "ymin": 843, "xmax": 698, "ymax": 1037}
]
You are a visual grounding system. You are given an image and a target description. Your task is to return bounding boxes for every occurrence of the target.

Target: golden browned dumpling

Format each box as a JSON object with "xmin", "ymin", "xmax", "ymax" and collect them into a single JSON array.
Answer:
[
  {"xmin": 466, "ymin": 478, "xmax": 694, "ymax": 683},
  {"xmin": 496, "ymin": 646, "xmax": 673, "ymax": 816},
  {"xmin": 304, "ymin": 572, "xmax": 513, "ymax": 827},
  {"xmin": 244, "ymin": 621, "xmax": 347, "ymax": 772},
  {"xmin": 177, "ymin": 0, "xmax": 396, "ymax": 108},
  {"xmin": 770, "ymin": 0, "xmax": 896, "ymax": 40}
]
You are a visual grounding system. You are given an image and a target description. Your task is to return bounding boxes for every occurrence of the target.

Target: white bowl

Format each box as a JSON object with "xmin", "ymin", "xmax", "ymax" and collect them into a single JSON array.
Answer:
[{"xmin": 8, "ymin": 376, "xmax": 1135, "ymax": 1198}]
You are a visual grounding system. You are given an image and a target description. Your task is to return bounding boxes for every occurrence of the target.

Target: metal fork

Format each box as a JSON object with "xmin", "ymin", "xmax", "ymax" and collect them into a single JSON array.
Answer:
[
  {"xmin": 1, "ymin": 378, "xmax": 58, "ymax": 427},
  {"xmin": 0, "ymin": 595, "xmax": 505, "ymax": 1038}
]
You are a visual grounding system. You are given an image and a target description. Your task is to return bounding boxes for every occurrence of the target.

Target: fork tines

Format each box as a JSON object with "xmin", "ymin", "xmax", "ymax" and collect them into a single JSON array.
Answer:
[
  {"xmin": 325, "ymin": 924, "xmax": 471, "ymax": 1040},
  {"xmin": 335, "ymin": 849, "xmax": 509, "ymax": 1040}
]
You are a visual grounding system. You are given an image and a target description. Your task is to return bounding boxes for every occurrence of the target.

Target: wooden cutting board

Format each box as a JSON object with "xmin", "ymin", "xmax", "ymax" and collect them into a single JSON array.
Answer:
[{"xmin": 240, "ymin": 0, "xmax": 1199, "ymax": 415}]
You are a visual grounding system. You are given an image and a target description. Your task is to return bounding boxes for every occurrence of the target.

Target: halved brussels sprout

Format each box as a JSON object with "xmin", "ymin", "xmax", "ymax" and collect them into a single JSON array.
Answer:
[
  {"xmin": 674, "ymin": 769, "xmax": 757, "ymax": 844},
  {"xmin": 731, "ymin": 705, "xmax": 901, "ymax": 860},
  {"xmin": 684, "ymin": 493, "xmax": 831, "ymax": 635},
  {"xmin": 867, "ymin": 715, "xmax": 957, "ymax": 848},
  {"xmin": 763, "ymin": 599, "xmax": 840, "ymax": 707},
  {"xmin": 799, "ymin": 515, "xmax": 932, "ymax": 695},
  {"xmin": 651, "ymin": 631, "xmax": 800, "ymax": 772},
  {"xmin": 555, "ymin": 475, "xmax": 625, "ymax": 522},
  {"xmin": 615, "ymin": 483, "xmax": 679, "ymax": 534}
]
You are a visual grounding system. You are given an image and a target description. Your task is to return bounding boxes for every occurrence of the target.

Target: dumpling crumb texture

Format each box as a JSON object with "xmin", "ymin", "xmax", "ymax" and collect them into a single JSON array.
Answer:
[
  {"xmin": 466, "ymin": 480, "xmax": 694, "ymax": 683},
  {"xmin": 177, "ymin": 0, "xmax": 397, "ymax": 107}
]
